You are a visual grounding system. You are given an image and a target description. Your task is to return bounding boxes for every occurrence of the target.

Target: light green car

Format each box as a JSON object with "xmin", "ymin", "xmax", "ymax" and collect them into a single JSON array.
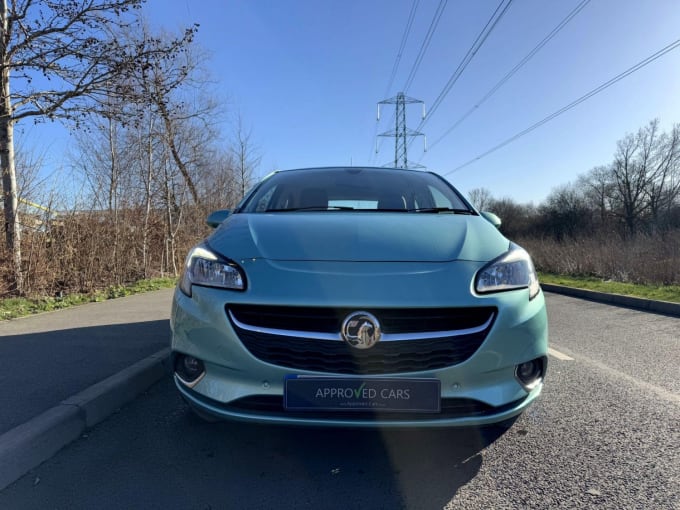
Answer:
[{"xmin": 171, "ymin": 167, "xmax": 548, "ymax": 427}]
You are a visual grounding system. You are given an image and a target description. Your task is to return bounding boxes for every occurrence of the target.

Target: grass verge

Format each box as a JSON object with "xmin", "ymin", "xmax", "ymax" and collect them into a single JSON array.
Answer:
[
  {"xmin": 539, "ymin": 273, "xmax": 680, "ymax": 304},
  {"xmin": 0, "ymin": 277, "xmax": 177, "ymax": 321}
]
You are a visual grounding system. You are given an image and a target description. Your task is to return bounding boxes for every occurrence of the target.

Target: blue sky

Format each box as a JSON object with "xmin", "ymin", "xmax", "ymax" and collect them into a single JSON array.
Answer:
[{"xmin": 23, "ymin": 0, "xmax": 680, "ymax": 204}]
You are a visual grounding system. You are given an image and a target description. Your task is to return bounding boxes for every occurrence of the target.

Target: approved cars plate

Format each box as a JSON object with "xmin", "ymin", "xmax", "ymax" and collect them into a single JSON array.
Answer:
[{"xmin": 284, "ymin": 376, "xmax": 441, "ymax": 413}]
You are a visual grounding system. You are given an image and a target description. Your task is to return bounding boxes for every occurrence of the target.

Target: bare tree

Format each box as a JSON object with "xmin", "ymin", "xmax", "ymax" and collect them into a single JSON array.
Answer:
[
  {"xmin": 578, "ymin": 165, "xmax": 615, "ymax": 227},
  {"xmin": 538, "ymin": 183, "xmax": 593, "ymax": 240},
  {"xmin": 198, "ymin": 151, "xmax": 239, "ymax": 212},
  {"xmin": 467, "ymin": 187, "xmax": 492, "ymax": 211},
  {"xmin": 0, "ymin": 0, "xmax": 196, "ymax": 293},
  {"xmin": 606, "ymin": 120, "xmax": 680, "ymax": 234},
  {"xmin": 14, "ymin": 135, "xmax": 48, "ymax": 207},
  {"xmin": 610, "ymin": 129, "xmax": 646, "ymax": 235},
  {"xmin": 644, "ymin": 123, "xmax": 680, "ymax": 228},
  {"xmin": 118, "ymin": 23, "xmax": 222, "ymax": 207},
  {"xmin": 230, "ymin": 114, "xmax": 261, "ymax": 199},
  {"xmin": 486, "ymin": 197, "xmax": 536, "ymax": 238},
  {"xmin": 137, "ymin": 110, "xmax": 157, "ymax": 277}
]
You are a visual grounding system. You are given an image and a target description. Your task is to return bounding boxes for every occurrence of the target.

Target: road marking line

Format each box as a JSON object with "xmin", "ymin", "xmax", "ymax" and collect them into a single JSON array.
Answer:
[
  {"xmin": 548, "ymin": 347, "xmax": 574, "ymax": 361},
  {"xmin": 579, "ymin": 355, "xmax": 680, "ymax": 405}
]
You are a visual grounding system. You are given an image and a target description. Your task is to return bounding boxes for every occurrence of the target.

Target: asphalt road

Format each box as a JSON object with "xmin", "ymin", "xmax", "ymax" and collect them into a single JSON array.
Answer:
[{"xmin": 0, "ymin": 293, "xmax": 678, "ymax": 509}]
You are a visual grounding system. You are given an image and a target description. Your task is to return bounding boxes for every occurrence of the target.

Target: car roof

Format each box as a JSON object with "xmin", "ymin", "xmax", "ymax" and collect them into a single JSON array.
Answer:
[{"xmin": 270, "ymin": 166, "xmax": 437, "ymax": 177}]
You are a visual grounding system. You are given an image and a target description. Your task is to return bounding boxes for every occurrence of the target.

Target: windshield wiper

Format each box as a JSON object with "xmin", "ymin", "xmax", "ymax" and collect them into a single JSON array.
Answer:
[
  {"xmin": 265, "ymin": 206, "xmax": 354, "ymax": 212},
  {"xmin": 409, "ymin": 207, "xmax": 475, "ymax": 214}
]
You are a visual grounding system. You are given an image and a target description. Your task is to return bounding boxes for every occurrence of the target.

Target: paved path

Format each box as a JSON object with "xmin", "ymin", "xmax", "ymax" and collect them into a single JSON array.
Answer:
[{"xmin": 0, "ymin": 289, "xmax": 174, "ymax": 434}]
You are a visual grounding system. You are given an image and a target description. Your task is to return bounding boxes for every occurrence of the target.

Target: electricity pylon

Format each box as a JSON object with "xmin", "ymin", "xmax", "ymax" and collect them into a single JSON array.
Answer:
[{"xmin": 376, "ymin": 92, "xmax": 426, "ymax": 169}]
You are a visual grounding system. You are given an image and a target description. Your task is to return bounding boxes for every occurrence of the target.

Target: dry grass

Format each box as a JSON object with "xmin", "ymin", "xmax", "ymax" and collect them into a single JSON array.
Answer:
[
  {"xmin": 519, "ymin": 230, "xmax": 680, "ymax": 285},
  {"xmin": 1, "ymin": 206, "xmax": 209, "ymax": 298}
]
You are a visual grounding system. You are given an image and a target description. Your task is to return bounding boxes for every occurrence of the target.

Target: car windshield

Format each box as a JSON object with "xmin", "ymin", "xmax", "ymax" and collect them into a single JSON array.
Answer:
[{"xmin": 239, "ymin": 167, "xmax": 472, "ymax": 213}]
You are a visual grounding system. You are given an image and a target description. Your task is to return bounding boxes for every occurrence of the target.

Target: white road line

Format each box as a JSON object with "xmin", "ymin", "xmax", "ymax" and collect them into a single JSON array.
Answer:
[
  {"xmin": 548, "ymin": 347, "xmax": 574, "ymax": 361},
  {"xmin": 579, "ymin": 354, "xmax": 680, "ymax": 405}
]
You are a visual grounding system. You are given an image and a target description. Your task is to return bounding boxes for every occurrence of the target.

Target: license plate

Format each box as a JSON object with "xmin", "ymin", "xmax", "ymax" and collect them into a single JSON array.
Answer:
[{"xmin": 284, "ymin": 376, "xmax": 441, "ymax": 413}]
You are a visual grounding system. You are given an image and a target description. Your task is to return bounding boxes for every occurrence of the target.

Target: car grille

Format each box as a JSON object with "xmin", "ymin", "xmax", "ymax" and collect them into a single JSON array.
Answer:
[{"xmin": 227, "ymin": 305, "xmax": 496, "ymax": 375}]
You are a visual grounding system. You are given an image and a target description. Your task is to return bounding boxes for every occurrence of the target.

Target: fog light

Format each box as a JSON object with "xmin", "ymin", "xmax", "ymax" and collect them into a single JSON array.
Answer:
[
  {"xmin": 515, "ymin": 357, "xmax": 546, "ymax": 390},
  {"xmin": 175, "ymin": 354, "xmax": 205, "ymax": 386}
]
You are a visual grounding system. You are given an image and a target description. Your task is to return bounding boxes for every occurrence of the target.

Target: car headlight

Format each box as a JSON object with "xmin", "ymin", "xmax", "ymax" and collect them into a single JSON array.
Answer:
[
  {"xmin": 179, "ymin": 244, "xmax": 246, "ymax": 296},
  {"xmin": 475, "ymin": 244, "xmax": 540, "ymax": 299}
]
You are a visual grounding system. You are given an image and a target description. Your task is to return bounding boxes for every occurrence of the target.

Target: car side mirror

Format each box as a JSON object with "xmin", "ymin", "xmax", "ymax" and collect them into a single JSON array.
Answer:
[
  {"xmin": 206, "ymin": 209, "xmax": 231, "ymax": 228},
  {"xmin": 480, "ymin": 211, "xmax": 502, "ymax": 229}
]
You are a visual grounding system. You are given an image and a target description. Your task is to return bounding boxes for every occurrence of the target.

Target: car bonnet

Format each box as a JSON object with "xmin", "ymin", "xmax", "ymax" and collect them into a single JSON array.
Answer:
[{"xmin": 208, "ymin": 212, "xmax": 508, "ymax": 263}]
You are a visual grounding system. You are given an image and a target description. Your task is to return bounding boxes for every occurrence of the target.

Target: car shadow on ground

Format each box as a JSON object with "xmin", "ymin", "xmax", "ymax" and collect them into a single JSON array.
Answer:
[
  {"xmin": 182, "ymin": 405, "xmax": 509, "ymax": 509},
  {"xmin": 0, "ymin": 378, "xmax": 510, "ymax": 509}
]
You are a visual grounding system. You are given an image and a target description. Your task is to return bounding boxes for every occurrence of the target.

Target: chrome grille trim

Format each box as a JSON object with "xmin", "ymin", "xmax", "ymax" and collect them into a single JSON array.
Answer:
[{"xmin": 228, "ymin": 310, "xmax": 495, "ymax": 342}]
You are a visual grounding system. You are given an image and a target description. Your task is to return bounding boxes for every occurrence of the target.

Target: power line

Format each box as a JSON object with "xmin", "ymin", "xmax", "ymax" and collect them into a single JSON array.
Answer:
[
  {"xmin": 402, "ymin": 0, "xmax": 449, "ymax": 93},
  {"xmin": 415, "ymin": 0, "xmax": 514, "ymax": 135},
  {"xmin": 442, "ymin": 37, "xmax": 680, "ymax": 176},
  {"xmin": 372, "ymin": 0, "xmax": 447, "ymax": 165},
  {"xmin": 425, "ymin": 0, "xmax": 591, "ymax": 154},
  {"xmin": 369, "ymin": 0, "xmax": 421, "ymax": 165},
  {"xmin": 384, "ymin": 0, "xmax": 420, "ymax": 98}
]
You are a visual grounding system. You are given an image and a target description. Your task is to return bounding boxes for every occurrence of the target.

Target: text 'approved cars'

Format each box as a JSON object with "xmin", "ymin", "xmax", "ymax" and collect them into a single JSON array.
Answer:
[{"xmin": 171, "ymin": 167, "xmax": 548, "ymax": 428}]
